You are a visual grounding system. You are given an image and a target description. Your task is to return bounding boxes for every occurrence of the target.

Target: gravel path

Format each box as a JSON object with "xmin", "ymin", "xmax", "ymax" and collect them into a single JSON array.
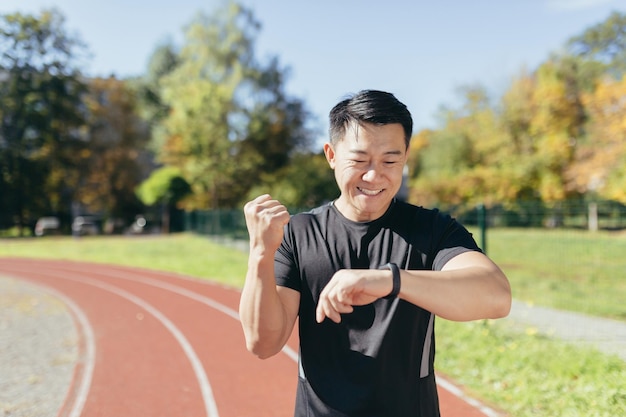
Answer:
[
  {"xmin": 0, "ymin": 276, "xmax": 78, "ymax": 417},
  {"xmin": 506, "ymin": 300, "xmax": 626, "ymax": 362}
]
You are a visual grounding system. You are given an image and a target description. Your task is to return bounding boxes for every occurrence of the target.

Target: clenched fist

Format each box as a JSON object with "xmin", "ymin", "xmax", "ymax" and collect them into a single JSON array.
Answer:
[{"xmin": 244, "ymin": 194, "xmax": 290, "ymax": 255}]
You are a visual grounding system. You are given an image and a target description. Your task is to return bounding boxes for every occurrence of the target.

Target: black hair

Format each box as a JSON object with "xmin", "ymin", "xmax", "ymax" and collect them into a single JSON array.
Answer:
[{"xmin": 328, "ymin": 90, "xmax": 413, "ymax": 148}]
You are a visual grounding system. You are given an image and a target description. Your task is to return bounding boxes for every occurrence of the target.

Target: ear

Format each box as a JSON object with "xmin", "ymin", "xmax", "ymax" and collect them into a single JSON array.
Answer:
[{"xmin": 323, "ymin": 142, "xmax": 336, "ymax": 169}]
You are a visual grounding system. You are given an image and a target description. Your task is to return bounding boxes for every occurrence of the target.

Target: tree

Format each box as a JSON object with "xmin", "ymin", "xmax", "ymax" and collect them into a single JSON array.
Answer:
[
  {"xmin": 481, "ymin": 60, "xmax": 585, "ymax": 206},
  {"xmin": 245, "ymin": 151, "xmax": 337, "ymax": 209},
  {"xmin": 136, "ymin": 166, "xmax": 191, "ymax": 232},
  {"xmin": 151, "ymin": 1, "xmax": 313, "ymax": 210},
  {"xmin": 566, "ymin": 75, "xmax": 626, "ymax": 203},
  {"xmin": 412, "ymin": 61, "xmax": 586, "ymax": 209},
  {"xmin": 232, "ymin": 57, "xmax": 315, "ymax": 204},
  {"xmin": 409, "ymin": 11, "xmax": 626, "ymax": 212},
  {"xmin": 562, "ymin": 11, "xmax": 626, "ymax": 203},
  {"xmin": 495, "ymin": 70, "xmax": 545, "ymax": 203},
  {"xmin": 79, "ymin": 76, "xmax": 153, "ymax": 221},
  {"xmin": 134, "ymin": 42, "xmax": 179, "ymax": 129},
  {"xmin": 0, "ymin": 9, "xmax": 87, "ymax": 234},
  {"xmin": 567, "ymin": 11, "xmax": 626, "ymax": 80},
  {"xmin": 527, "ymin": 61, "xmax": 583, "ymax": 202},
  {"xmin": 410, "ymin": 85, "xmax": 512, "ymax": 207},
  {"xmin": 154, "ymin": 2, "xmax": 254, "ymax": 209}
]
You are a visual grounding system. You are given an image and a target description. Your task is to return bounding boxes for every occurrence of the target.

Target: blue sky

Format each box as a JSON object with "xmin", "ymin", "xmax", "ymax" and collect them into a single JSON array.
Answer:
[{"xmin": 2, "ymin": 0, "xmax": 624, "ymax": 144}]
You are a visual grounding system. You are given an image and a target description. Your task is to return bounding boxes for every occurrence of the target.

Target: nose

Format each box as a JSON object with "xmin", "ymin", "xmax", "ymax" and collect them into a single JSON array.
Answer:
[{"xmin": 362, "ymin": 164, "xmax": 382, "ymax": 182}]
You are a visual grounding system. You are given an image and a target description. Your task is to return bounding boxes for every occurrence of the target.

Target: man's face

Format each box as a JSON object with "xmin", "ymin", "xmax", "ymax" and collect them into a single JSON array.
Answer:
[{"xmin": 324, "ymin": 122, "xmax": 408, "ymax": 222}]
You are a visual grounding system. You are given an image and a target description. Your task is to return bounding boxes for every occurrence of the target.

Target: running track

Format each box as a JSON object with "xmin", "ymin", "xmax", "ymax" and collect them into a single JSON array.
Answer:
[{"xmin": 0, "ymin": 258, "xmax": 501, "ymax": 417}]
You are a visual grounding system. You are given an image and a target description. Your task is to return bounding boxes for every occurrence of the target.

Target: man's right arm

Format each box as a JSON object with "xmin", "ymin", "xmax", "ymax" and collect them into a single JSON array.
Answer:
[{"xmin": 238, "ymin": 195, "xmax": 300, "ymax": 359}]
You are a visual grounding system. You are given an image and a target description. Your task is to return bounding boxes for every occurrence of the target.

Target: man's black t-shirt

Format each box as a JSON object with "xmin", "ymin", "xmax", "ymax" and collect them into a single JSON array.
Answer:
[{"xmin": 274, "ymin": 199, "xmax": 481, "ymax": 417}]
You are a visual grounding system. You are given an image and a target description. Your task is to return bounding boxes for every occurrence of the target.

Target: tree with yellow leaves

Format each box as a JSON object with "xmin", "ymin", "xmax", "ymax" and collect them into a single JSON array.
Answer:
[{"xmin": 567, "ymin": 76, "xmax": 626, "ymax": 203}]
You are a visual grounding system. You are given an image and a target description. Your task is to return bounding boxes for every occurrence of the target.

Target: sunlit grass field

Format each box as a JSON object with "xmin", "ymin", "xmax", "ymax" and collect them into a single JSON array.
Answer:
[
  {"xmin": 1, "ymin": 231, "xmax": 624, "ymax": 416},
  {"xmin": 0, "ymin": 233, "xmax": 249, "ymax": 287},
  {"xmin": 476, "ymin": 227, "xmax": 626, "ymax": 321}
]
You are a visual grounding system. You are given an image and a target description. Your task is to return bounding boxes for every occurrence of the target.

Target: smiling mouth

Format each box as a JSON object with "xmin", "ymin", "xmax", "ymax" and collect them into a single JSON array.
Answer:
[{"xmin": 358, "ymin": 187, "xmax": 383, "ymax": 196}]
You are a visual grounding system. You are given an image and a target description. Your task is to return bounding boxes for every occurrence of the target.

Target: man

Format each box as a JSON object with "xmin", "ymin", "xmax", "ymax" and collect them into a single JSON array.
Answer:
[{"xmin": 239, "ymin": 90, "xmax": 511, "ymax": 417}]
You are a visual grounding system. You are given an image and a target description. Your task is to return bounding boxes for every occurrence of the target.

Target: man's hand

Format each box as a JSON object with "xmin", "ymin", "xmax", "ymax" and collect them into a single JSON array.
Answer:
[
  {"xmin": 315, "ymin": 269, "xmax": 393, "ymax": 323},
  {"xmin": 244, "ymin": 194, "xmax": 290, "ymax": 254}
]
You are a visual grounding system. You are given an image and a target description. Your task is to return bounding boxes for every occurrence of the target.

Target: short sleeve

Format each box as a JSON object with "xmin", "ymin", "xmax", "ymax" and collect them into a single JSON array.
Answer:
[
  {"xmin": 431, "ymin": 213, "xmax": 482, "ymax": 271},
  {"xmin": 274, "ymin": 223, "xmax": 302, "ymax": 292}
]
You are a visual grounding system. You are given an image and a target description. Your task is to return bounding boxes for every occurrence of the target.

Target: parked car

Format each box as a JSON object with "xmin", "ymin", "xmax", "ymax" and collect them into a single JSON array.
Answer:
[
  {"xmin": 71, "ymin": 216, "xmax": 100, "ymax": 236},
  {"xmin": 103, "ymin": 217, "xmax": 126, "ymax": 235},
  {"xmin": 129, "ymin": 215, "xmax": 147, "ymax": 234},
  {"xmin": 34, "ymin": 217, "xmax": 60, "ymax": 237}
]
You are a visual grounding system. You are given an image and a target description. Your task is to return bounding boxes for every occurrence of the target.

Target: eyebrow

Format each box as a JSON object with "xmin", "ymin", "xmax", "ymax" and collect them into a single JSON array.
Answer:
[{"xmin": 348, "ymin": 148, "xmax": 404, "ymax": 156}]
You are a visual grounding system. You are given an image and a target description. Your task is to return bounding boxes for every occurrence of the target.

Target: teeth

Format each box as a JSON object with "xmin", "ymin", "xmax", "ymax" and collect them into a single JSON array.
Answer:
[{"xmin": 358, "ymin": 187, "xmax": 382, "ymax": 196}]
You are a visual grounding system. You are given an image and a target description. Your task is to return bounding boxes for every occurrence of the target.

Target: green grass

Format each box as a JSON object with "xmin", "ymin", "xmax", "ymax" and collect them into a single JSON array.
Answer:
[
  {"xmin": 479, "ymin": 227, "xmax": 626, "ymax": 321},
  {"xmin": 437, "ymin": 319, "xmax": 625, "ymax": 417},
  {"xmin": 1, "ymin": 231, "xmax": 625, "ymax": 417},
  {"xmin": 0, "ymin": 233, "xmax": 249, "ymax": 288}
]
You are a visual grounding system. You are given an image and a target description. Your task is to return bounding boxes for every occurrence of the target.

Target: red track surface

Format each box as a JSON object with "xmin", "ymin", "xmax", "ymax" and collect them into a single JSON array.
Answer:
[{"xmin": 0, "ymin": 258, "xmax": 498, "ymax": 417}]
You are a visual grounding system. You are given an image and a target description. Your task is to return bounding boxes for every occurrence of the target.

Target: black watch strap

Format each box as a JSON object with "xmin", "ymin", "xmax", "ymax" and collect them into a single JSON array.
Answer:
[{"xmin": 382, "ymin": 263, "xmax": 401, "ymax": 299}]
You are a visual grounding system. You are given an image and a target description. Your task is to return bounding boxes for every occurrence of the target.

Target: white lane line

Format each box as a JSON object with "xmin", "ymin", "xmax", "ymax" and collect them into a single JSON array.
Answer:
[
  {"xmin": 436, "ymin": 376, "xmax": 502, "ymax": 417},
  {"xmin": 50, "ymin": 264, "xmax": 502, "ymax": 416},
  {"xmin": 58, "ymin": 274, "xmax": 219, "ymax": 417},
  {"xmin": 85, "ymin": 268, "xmax": 300, "ymax": 362},
  {"xmin": 31, "ymin": 282, "xmax": 96, "ymax": 417}
]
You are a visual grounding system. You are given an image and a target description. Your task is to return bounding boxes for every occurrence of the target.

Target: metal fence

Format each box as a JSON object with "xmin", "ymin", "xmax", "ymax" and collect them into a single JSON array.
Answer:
[
  {"xmin": 184, "ymin": 209, "xmax": 250, "ymax": 240},
  {"xmin": 454, "ymin": 200, "xmax": 626, "ymax": 231},
  {"xmin": 184, "ymin": 200, "xmax": 626, "ymax": 240}
]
